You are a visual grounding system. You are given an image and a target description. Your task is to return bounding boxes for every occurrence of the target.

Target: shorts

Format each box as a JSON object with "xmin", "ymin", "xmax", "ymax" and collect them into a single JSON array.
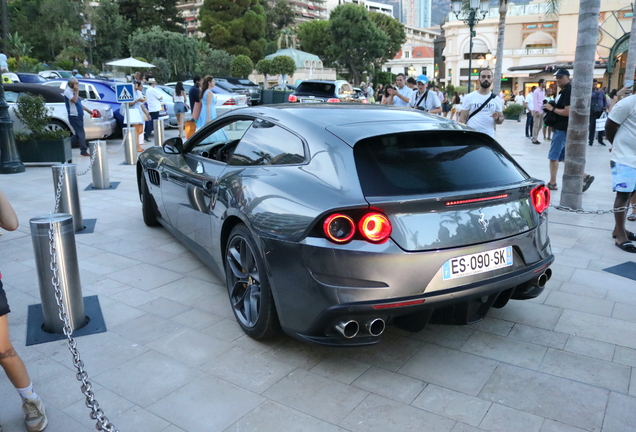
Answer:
[
  {"xmin": 548, "ymin": 129, "xmax": 566, "ymax": 162},
  {"xmin": 611, "ymin": 161, "xmax": 636, "ymax": 193},
  {"xmin": 0, "ymin": 280, "xmax": 10, "ymax": 316},
  {"xmin": 173, "ymin": 102, "xmax": 187, "ymax": 114},
  {"xmin": 442, "ymin": 103, "xmax": 450, "ymax": 113}
]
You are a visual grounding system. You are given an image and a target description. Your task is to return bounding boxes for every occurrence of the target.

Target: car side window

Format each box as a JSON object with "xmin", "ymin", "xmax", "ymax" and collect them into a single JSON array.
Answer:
[
  {"xmin": 229, "ymin": 119, "xmax": 305, "ymax": 166},
  {"xmin": 78, "ymin": 83, "xmax": 88, "ymax": 99},
  {"xmin": 189, "ymin": 119, "xmax": 254, "ymax": 163},
  {"xmin": 340, "ymin": 83, "xmax": 353, "ymax": 95},
  {"xmin": 4, "ymin": 91, "xmax": 19, "ymax": 103}
]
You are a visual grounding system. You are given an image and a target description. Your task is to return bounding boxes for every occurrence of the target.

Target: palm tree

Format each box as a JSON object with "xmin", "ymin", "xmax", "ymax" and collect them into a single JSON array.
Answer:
[
  {"xmin": 560, "ymin": 0, "xmax": 601, "ymax": 209},
  {"xmin": 623, "ymin": 8, "xmax": 636, "ymax": 89},
  {"xmin": 492, "ymin": 0, "xmax": 508, "ymax": 93},
  {"xmin": 5, "ymin": 32, "xmax": 32, "ymax": 64}
]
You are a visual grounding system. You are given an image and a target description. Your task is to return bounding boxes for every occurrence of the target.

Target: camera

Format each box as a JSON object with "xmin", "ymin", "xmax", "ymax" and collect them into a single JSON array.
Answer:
[
  {"xmin": 416, "ymin": 105, "xmax": 428, "ymax": 112},
  {"xmin": 543, "ymin": 100, "xmax": 555, "ymax": 113}
]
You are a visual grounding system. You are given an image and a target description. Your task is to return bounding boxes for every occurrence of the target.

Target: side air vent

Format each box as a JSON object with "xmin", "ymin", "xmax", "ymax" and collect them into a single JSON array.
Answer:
[{"xmin": 147, "ymin": 169, "xmax": 160, "ymax": 186}]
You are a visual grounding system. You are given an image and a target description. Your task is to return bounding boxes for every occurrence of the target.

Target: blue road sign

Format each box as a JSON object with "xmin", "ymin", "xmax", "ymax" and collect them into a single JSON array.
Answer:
[{"xmin": 116, "ymin": 83, "xmax": 135, "ymax": 103}]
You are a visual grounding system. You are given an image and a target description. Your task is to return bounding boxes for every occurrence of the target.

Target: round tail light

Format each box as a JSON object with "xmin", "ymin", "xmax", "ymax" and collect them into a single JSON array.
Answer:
[
  {"xmin": 531, "ymin": 185, "xmax": 550, "ymax": 214},
  {"xmin": 359, "ymin": 213, "xmax": 392, "ymax": 243},
  {"xmin": 323, "ymin": 214, "xmax": 355, "ymax": 243}
]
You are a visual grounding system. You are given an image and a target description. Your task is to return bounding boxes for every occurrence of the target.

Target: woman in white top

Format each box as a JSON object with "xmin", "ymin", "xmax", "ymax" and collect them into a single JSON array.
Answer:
[
  {"xmin": 128, "ymin": 80, "xmax": 149, "ymax": 152},
  {"xmin": 172, "ymin": 82, "xmax": 188, "ymax": 139}
]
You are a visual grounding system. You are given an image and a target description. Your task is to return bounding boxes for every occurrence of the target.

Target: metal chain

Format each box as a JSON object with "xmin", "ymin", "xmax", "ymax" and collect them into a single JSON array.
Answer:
[
  {"xmin": 47, "ymin": 226, "xmax": 119, "ymax": 431},
  {"xmin": 49, "ymin": 162, "xmax": 119, "ymax": 430},
  {"xmin": 106, "ymin": 137, "xmax": 126, "ymax": 154},
  {"xmin": 77, "ymin": 143, "xmax": 100, "ymax": 176},
  {"xmin": 551, "ymin": 203, "xmax": 636, "ymax": 215}
]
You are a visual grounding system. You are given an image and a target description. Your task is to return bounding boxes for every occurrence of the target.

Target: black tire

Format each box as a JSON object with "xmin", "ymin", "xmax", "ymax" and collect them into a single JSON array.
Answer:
[
  {"xmin": 140, "ymin": 174, "xmax": 160, "ymax": 227},
  {"xmin": 46, "ymin": 119, "xmax": 71, "ymax": 135},
  {"xmin": 225, "ymin": 224, "xmax": 280, "ymax": 339}
]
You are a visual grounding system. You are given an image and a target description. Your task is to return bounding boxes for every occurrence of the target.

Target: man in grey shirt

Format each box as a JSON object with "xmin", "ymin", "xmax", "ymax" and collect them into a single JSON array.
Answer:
[{"xmin": 389, "ymin": 73, "xmax": 413, "ymax": 107}]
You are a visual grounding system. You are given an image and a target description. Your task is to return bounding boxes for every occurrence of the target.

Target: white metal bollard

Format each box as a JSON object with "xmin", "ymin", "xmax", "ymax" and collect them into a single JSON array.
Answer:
[
  {"xmin": 90, "ymin": 141, "xmax": 110, "ymax": 189},
  {"xmin": 123, "ymin": 127, "xmax": 137, "ymax": 165},
  {"xmin": 52, "ymin": 164, "xmax": 84, "ymax": 232},
  {"xmin": 153, "ymin": 119, "xmax": 165, "ymax": 147}
]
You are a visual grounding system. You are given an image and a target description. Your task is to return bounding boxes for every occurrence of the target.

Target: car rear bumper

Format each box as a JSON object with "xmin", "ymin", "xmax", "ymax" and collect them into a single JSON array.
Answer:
[
  {"xmin": 85, "ymin": 118, "xmax": 117, "ymax": 139},
  {"xmin": 261, "ymin": 227, "xmax": 552, "ymax": 346}
]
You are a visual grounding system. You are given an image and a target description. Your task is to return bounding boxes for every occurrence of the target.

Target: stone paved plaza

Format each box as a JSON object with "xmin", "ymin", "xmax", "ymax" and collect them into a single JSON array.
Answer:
[{"xmin": 1, "ymin": 118, "xmax": 635, "ymax": 432}]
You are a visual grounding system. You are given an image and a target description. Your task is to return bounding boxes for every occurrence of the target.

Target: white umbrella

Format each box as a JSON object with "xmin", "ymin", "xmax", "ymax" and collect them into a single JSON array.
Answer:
[{"xmin": 106, "ymin": 57, "xmax": 155, "ymax": 68}]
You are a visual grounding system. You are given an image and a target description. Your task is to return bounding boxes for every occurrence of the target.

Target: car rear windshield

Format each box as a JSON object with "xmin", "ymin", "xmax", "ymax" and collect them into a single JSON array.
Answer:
[
  {"xmin": 238, "ymin": 79, "xmax": 257, "ymax": 86},
  {"xmin": 296, "ymin": 82, "xmax": 335, "ymax": 96},
  {"xmin": 353, "ymin": 131, "xmax": 528, "ymax": 197}
]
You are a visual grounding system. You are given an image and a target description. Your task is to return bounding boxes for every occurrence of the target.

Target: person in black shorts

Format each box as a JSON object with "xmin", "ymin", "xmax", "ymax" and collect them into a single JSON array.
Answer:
[{"xmin": 1, "ymin": 190, "xmax": 48, "ymax": 431}]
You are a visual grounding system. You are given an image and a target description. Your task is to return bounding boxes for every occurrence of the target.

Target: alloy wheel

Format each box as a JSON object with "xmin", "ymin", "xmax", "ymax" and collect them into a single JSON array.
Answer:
[{"xmin": 226, "ymin": 235, "xmax": 261, "ymax": 328}]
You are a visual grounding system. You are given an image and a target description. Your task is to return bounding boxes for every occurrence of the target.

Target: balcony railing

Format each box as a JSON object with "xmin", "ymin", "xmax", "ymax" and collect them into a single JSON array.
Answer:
[{"xmin": 499, "ymin": 48, "xmax": 556, "ymax": 56}]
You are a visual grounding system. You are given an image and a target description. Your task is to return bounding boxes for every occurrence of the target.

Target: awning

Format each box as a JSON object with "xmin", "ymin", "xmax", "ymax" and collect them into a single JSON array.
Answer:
[
  {"xmin": 503, "ymin": 69, "xmax": 542, "ymax": 77},
  {"xmin": 593, "ymin": 69, "xmax": 606, "ymax": 78}
]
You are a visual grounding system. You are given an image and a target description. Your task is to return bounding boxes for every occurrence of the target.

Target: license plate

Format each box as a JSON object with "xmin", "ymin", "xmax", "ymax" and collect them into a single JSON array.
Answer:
[
  {"xmin": 301, "ymin": 99, "xmax": 322, "ymax": 103},
  {"xmin": 442, "ymin": 246, "xmax": 513, "ymax": 281}
]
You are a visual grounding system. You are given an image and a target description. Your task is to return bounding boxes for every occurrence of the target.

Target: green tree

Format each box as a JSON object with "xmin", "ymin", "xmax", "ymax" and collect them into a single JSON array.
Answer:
[
  {"xmin": 264, "ymin": 0, "xmax": 295, "ymax": 41},
  {"xmin": 297, "ymin": 19, "xmax": 334, "ymax": 65},
  {"xmin": 368, "ymin": 12, "xmax": 405, "ymax": 65},
  {"xmin": 199, "ymin": 0, "xmax": 267, "ymax": 63},
  {"xmin": 329, "ymin": 4, "xmax": 387, "ymax": 84},
  {"xmin": 231, "ymin": 55, "xmax": 254, "ymax": 78},
  {"xmin": 5, "ymin": 33, "xmax": 32, "ymax": 65},
  {"xmin": 87, "ymin": 0, "xmax": 131, "ymax": 68},
  {"xmin": 196, "ymin": 46, "xmax": 234, "ymax": 77},
  {"xmin": 255, "ymin": 58, "xmax": 272, "ymax": 82},
  {"xmin": 151, "ymin": 57, "xmax": 173, "ymax": 82},
  {"xmin": 270, "ymin": 55, "xmax": 296, "ymax": 77},
  {"xmin": 118, "ymin": 0, "xmax": 182, "ymax": 32},
  {"xmin": 128, "ymin": 26, "xmax": 199, "ymax": 76}
]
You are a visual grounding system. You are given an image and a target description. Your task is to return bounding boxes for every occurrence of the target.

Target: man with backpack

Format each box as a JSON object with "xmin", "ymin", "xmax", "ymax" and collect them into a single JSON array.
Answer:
[{"xmin": 458, "ymin": 68, "xmax": 504, "ymax": 138}]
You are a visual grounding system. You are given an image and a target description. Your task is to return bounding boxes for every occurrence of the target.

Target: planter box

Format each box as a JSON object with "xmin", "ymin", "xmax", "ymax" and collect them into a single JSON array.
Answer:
[
  {"xmin": 261, "ymin": 89, "xmax": 293, "ymax": 105},
  {"xmin": 504, "ymin": 113, "xmax": 521, "ymax": 122},
  {"xmin": 17, "ymin": 137, "xmax": 72, "ymax": 164}
]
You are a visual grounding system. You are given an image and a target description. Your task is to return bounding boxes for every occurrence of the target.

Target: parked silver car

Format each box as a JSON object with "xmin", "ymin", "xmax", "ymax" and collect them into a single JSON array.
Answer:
[
  {"xmin": 164, "ymin": 81, "xmax": 248, "ymax": 116},
  {"xmin": 38, "ymin": 70, "xmax": 73, "ymax": 80},
  {"xmin": 4, "ymin": 83, "xmax": 116, "ymax": 141}
]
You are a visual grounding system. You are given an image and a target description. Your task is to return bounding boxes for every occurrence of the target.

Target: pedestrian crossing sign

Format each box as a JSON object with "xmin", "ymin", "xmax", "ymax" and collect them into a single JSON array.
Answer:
[{"xmin": 116, "ymin": 83, "xmax": 135, "ymax": 102}]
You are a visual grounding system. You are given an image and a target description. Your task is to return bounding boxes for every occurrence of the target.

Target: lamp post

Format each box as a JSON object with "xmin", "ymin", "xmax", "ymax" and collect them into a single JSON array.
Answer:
[
  {"xmin": 81, "ymin": 23, "xmax": 96, "ymax": 72},
  {"xmin": 0, "ymin": 80, "xmax": 25, "ymax": 174},
  {"xmin": 408, "ymin": 64, "xmax": 417, "ymax": 77},
  {"xmin": 452, "ymin": 0, "xmax": 489, "ymax": 90}
]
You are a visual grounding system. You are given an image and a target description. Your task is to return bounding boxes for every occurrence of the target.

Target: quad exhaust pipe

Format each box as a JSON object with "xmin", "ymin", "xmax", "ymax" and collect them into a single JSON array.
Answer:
[{"xmin": 334, "ymin": 318, "xmax": 386, "ymax": 338}]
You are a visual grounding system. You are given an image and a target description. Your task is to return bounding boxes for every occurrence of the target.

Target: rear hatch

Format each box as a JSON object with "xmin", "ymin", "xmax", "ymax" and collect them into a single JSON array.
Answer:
[
  {"xmin": 293, "ymin": 82, "xmax": 335, "ymax": 103},
  {"xmin": 351, "ymin": 130, "xmax": 540, "ymax": 251}
]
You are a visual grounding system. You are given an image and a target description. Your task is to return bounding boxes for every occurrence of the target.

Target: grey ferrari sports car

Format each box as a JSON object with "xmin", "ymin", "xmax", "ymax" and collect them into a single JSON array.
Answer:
[{"xmin": 137, "ymin": 104, "xmax": 554, "ymax": 346}]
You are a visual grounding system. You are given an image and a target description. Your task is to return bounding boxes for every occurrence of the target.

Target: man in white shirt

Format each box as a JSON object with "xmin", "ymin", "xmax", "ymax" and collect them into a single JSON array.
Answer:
[
  {"xmin": 524, "ymin": 87, "xmax": 535, "ymax": 138},
  {"xmin": 458, "ymin": 68, "xmax": 504, "ymax": 139},
  {"xmin": 531, "ymin": 79, "xmax": 546, "ymax": 144},
  {"xmin": 605, "ymin": 93, "xmax": 636, "ymax": 252},
  {"xmin": 514, "ymin": 91, "xmax": 525, "ymax": 106},
  {"xmin": 144, "ymin": 77, "xmax": 164, "ymax": 142},
  {"xmin": 408, "ymin": 79, "xmax": 442, "ymax": 113},
  {"xmin": 389, "ymin": 73, "xmax": 413, "ymax": 107}
]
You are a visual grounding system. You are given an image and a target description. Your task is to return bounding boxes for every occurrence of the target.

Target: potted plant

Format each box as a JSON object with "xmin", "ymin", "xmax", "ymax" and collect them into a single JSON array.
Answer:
[
  {"xmin": 502, "ymin": 103, "xmax": 525, "ymax": 122},
  {"xmin": 14, "ymin": 93, "xmax": 72, "ymax": 163}
]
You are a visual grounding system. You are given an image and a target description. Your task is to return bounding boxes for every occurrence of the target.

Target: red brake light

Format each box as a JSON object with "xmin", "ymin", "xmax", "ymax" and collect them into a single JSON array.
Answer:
[
  {"xmin": 446, "ymin": 194, "xmax": 509, "ymax": 206},
  {"xmin": 288, "ymin": 94, "xmax": 298, "ymax": 102},
  {"xmin": 531, "ymin": 185, "xmax": 550, "ymax": 214},
  {"xmin": 91, "ymin": 109, "xmax": 101, "ymax": 118},
  {"xmin": 359, "ymin": 212, "xmax": 392, "ymax": 243},
  {"xmin": 327, "ymin": 98, "xmax": 341, "ymax": 103},
  {"xmin": 361, "ymin": 99, "xmax": 368, "ymax": 104},
  {"xmin": 323, "ymin": 214, "xmax": 355, "ymax": 243},
  {"xmin": 222, "ymin": 98, "xmax": 236, "ymax": 106}
]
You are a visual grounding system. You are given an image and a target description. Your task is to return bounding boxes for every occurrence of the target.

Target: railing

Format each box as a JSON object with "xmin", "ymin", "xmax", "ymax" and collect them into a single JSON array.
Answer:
[{"xmin": 499, "ymin": 48, "xmax": 556, "ymax": 56}]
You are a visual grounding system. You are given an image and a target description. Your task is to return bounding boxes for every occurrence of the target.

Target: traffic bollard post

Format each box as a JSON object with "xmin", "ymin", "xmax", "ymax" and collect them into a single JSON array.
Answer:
[
  {"xmin": 52, "ymin": 164, "xmax": 84, "ymax": 231},
  {"xmin": 90, "ymin": 140, "xmax": 110, "ymax": 189}
]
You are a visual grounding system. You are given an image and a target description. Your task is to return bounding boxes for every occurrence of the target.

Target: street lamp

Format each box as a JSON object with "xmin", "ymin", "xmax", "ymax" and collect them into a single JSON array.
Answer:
[
  {"xmin": 452, "ymin": 0, "xmax": 489, "ymax": 90},
  {"xmin": 81, "ymin": 23, "xmax": 96, "ymax": 72},
  {"xmin": 408, "ymin": 64, "xmax": 417, "ymax": 77}
]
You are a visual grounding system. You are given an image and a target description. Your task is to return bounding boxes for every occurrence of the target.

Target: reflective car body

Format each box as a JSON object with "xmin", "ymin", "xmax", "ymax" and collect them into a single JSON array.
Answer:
[
  {"xmin": 4, "ymin": 83, "xmax": 116, "ymax": 141},
  {"xmin": 216, "ymin": 77, "xmax": 261, "ymax": 105},
  {"xmin": 289, "ymin": 80, "xmax": 367, "ymax": 104},
  {"xmin": 137, "ymin": 105, "xmax": 553, "ymax": 346},
  {"xmin": 38, "ymin": 70, "xmax": 73, "ymax": 80}
]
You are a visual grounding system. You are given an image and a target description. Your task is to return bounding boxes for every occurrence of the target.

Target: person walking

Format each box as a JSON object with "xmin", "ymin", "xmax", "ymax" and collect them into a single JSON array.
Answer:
[
  {"xmin": 189, "ymin": 76, "xmax": 202, "ymax": 122},
  {"xmin": 376, "ymin": 84, "xmax": 384, "ymax": 104},
  {"xmin": 531, "ymin": 79, "xmax": 546, "ymax": 144},
  {"xmin": 542, "ymin": 88, "xmax": 554, "ymax": 141},
  {"xmin": 458, "ymin": 68, "xmax": 504, "ymax": 138},
  {"xmin": 389, "ymin": 73, "xmax": 413, "ymax": 107},
  {"xmin": 589, "ymin": 80, "xmax": 607, "ymax": 146},
  {"xmin": 128, "ymin": 80, "xmax": 149, "ymax": 153},
  {"xmin": 441, "ymin": 92, "xmax": 451, "ymax": 117},
  {"xmin": 172, "ymin": 82, "xmax": 188, "ymax": 139},
  {"xmin": 543, "ymin": 69, "xmax": 594, "ymax": 192},
  {"xmin": 605, "ymin": 93, "xmax": 636, "ymax": 252},
  {"xmin": 143, "ymin": 78, "xmax": 164, "ymax": 143},
  {"xmin": 63, "ymin": 78, "xmax": 93, "ymax": 157},
  {"xmin": 408, "ymin": 78, "xmax": 441, "ymax": 113},
  {"xmin": 196, "ymin": 76, "xmax": 227, "ymax": 142},
  {"xmin": 0, "ymin": 190, "xmax": 49, "ymax": 432},
  {"xmin": 450, "ymin": 92, "xmax": 461, "ymax": 120},
  {"xmin": 525, "ymin": 86, "xmax": 535, "ymax": 139}
]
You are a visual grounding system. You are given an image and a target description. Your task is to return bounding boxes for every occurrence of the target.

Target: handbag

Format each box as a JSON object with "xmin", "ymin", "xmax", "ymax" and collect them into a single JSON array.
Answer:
[
  {"xmin": 596, "ymin": 111, "xmax": 607, "ymax": 132},
  {"xmin": 543, "ymin": 102, "xmax": 558, "ymax": 127},
  {"xmin": 121, "ymin": 104, "xmax": 143, "ymax": 124}
]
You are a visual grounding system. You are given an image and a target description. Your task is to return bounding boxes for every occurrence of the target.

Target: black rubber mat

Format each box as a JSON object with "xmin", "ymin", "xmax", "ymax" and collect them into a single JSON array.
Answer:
[
  {"xmin": 84, "ymin": 181, "xmax": 120, "ymax": 191},
  {"xmin": 75, "ymin": 218, "xmax": 97, "ymax": 234},
  {"xmin": 26, "ymin": 295, "xmax": 107, "ymax": 346},
  {"xmin": 603, "ymin": 261, "xmax": 636, "ymax": 282}
]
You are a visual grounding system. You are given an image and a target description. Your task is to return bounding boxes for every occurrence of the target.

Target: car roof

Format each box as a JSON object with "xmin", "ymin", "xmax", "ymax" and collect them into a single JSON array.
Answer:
[
  {"xmin": 4, "ymin": 83, "xmax": 66, "ymax": 102},
  {"xmin": 16, "ymin": 72, "xmax": 40, "ymax": 76},
  {"xmin": 234, "ymin": 104, "xmax": 468, "ymax": 144}
]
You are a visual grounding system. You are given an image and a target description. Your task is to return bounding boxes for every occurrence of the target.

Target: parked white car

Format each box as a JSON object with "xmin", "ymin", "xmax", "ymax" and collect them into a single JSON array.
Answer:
[
  {"xmin": 164, "ymin": 81, "xmax": 248, "ymax": 117},
  {"xmin": 5, "ymin": 83, "xmax": 116, "ymax": 141}
]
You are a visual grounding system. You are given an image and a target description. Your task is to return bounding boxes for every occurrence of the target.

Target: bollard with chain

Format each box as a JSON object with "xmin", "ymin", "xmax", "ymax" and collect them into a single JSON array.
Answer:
[
  {"xmin": 89, "ymin": 141, "xmax": 110, "ymax": 189},
  {"xmin": 52, "ymin": 164, "xmax": 84, "ymax": 232}
]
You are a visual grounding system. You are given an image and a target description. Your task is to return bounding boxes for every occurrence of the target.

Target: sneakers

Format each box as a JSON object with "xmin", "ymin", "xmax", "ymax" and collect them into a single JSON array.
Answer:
[
  {"xmin": 22, "ymin": 398, "xmax": 48, "ymax": 432},
  {"xmin": 80, "ymin": 152, "xmax": 90, "ymax": 157},
  {"xmin": 583, "ymin": 175, "xmax": 595, "ymax": 192}
]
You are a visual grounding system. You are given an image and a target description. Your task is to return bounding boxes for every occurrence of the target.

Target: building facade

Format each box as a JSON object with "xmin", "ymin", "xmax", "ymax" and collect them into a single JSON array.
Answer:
[
  {"xmin": 381, "ymin": 25, "xmax": 439, "ymax": 81},
  {"xmin": 441, "ymin": 0, "xmax": 634, "ymax": 96},
  {"xmin": 325, "ymin": 0, "xmax": 394, "ymax": 16}
]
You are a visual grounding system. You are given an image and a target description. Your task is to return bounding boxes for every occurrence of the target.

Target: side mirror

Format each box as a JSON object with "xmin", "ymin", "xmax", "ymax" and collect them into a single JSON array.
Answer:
[{"xmin": 163, "ymin": 137, "xmax": 183, "ymax": 155}]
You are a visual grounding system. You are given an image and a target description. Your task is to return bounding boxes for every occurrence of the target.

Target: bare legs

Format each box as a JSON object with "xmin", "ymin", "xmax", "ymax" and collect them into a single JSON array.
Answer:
[
  {"xmin": 0, "ymin": 314, "xmax": 31, "ymax": 389},
  {"xmin": 176, "ymin": 113, "xmax": 185, "ymax": 139},
  {"xmin": 613, "ymin": 191, "xmax": 635, "ymax": 245}
]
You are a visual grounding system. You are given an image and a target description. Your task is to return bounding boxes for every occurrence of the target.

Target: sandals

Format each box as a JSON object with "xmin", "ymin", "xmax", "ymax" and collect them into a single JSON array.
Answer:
[
  {"xmin": 547, "ymin": 183, "xmax": 558, "ymax": 191},
  {"xmin": 615, "ymin": 241, "xmax": 636, "ymax": 253},
  {"xmin": 612, "ymin": 231, "xmax": 636, "ymax": 241},
  {"xmin": 628, "ymin": 213, "xmax": 636, "ymax": 222},
  {"xmin": 582, "ymin": 175, "xmax": 595, "ymax": 192}
]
